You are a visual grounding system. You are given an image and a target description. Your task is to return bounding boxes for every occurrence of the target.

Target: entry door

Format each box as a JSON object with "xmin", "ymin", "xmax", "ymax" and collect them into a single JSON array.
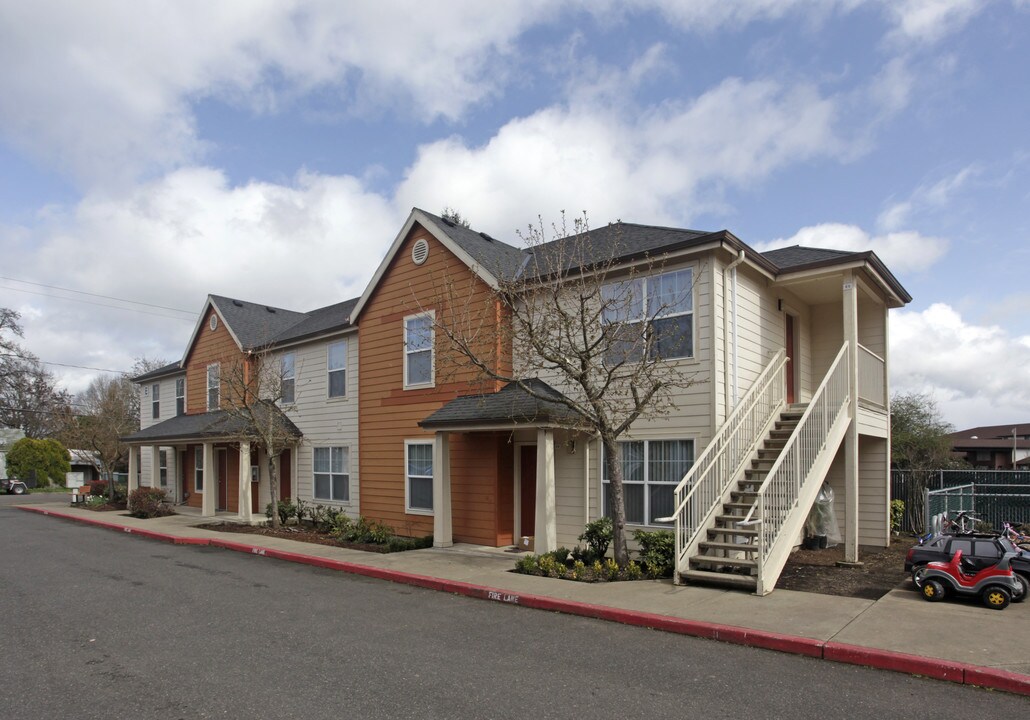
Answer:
[
  {"xmin": 785, "ymin": 314, "xmax": 797, "ymax": 405},
  {"xmin": 178, "ymin": 450, "xmax": 186, "ymax": 504},
  {"xmin": 519, "ymin": 446, "xmax": 537, "ymax": 536},
  {"xmin": 279, "ymin": 450, "xmax": 292, "ymax": 501},
  {"xmin": 217, "ymin": 449, "xmax": 228, "ymax": 511}
]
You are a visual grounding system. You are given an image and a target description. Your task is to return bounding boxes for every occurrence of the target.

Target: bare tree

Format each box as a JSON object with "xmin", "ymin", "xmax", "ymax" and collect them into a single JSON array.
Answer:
[
  {"xmin": 0, "ymin": 308, "xmax": 73, "ymax": 437},
  {"xmin": 219, "ymin": 350, "xmax": 300, "ymax": 528},
  {"xmin": 429, "ymin": 213, "xmax": 698, "ymax": 566}
]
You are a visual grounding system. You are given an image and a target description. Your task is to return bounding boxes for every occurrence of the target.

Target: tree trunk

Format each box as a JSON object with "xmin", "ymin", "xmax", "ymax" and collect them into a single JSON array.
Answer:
[
  {"xmin": 603, "ymin": 437, "xmax": 630, "ymax": 567},
  {"xmin": 267, "ymin": 453, "xmax": 280, "ymax": 529}
]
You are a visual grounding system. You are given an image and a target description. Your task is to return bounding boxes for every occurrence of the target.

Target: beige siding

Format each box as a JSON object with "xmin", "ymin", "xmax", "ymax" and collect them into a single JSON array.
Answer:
[
  {"xmin": 554, "ymin": 432, "xmax": 597, "ymax": 546},
  {"xmin": 282, "ymin": 333, "xmax": 360, "ymax": 514},
  {"xmin": 138, "ymin": 373, "xmax": 185, "ymax": 495},
  {"xmin": 858, "ymin": 436, "xmax": 889, "ymax": 547}
]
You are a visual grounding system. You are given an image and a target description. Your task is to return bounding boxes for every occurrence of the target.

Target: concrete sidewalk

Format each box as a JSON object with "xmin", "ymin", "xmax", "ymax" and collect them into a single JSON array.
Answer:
[{"xmin": 19, "ymin": 504, "xmax": 1030, "ymax": 696}]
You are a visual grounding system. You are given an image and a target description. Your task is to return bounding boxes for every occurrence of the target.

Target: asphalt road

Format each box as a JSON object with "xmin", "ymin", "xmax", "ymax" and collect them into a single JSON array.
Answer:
[{"xmin": 1, "ymin": 507, "xmax": 1025, "ymax": 720}]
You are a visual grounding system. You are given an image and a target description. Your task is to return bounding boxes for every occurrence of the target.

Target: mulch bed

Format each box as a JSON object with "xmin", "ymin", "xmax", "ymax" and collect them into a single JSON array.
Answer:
[
  {"xmin": 201, "ymin": 522, "xmax": 391, "ymax": 553},
  {"xmin": 775, "ymin": 535, "xmax": 914, "ymax": 599}
]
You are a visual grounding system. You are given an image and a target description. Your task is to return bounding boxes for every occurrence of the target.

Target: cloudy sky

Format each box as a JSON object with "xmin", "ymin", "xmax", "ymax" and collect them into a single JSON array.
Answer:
[{"xmin": 1, "ymin": 0, "xmax": 1028, "ymax": 429}]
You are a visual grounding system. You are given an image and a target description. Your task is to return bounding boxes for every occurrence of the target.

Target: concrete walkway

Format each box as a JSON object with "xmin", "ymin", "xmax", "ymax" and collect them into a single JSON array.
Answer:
[{"xmin": 19, "ymin": 504, "xmax": 1029, "ymax": 696}]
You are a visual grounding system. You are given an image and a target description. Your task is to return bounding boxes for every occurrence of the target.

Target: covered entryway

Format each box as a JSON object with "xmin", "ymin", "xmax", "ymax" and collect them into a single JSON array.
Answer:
[{"xmin": 519, "ymin": 445, "xmax": 537, "ymax": 537}]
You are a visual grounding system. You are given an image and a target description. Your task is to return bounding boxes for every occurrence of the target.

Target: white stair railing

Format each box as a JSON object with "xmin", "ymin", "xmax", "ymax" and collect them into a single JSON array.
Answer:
[
  {"xmin": 666, "ymin": 350, "xmax": 788, "ymax": 581},
  {"xmin": 742, "ymin": 343, "xmax": 851, "ymax": 594}
]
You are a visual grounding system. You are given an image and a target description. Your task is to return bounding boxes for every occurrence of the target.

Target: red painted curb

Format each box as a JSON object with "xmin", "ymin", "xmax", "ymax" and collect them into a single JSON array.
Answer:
[
  {"xmin": 823, "ymin": 642, "xmax": 966, "ymax": 682},
  {"xmin": 19, "ymin": 505, "xmax": 1029, "ymax": 695}
]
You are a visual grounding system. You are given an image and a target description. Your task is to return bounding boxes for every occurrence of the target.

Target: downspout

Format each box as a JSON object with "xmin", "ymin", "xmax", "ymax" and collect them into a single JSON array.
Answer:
[{"xmin": 722, "ymin": 250, "xmax": 746, "ymax": 416}]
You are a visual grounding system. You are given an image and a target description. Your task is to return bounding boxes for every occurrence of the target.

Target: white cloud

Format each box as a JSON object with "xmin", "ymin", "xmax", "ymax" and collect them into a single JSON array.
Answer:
[
  {"xmin": 878, "ymin": 164, "xmax": 979, "ymax": 231},
  {"xmin": 882, "ymin": 0, "xmax": 982, "ymax": 44},
  {"xmin": 755, "ymin": 223, "xmax": 947, "ymax": 274},
  {"xmin": 891, "ymin": 303, "xmax": 1030, "ymax": 428},
  {"xmin": 0, "ymin": 1, "xmax": 555, "ymax": 185},
  {"xmin": 397, "ymin": 77, "xmax": 843, "ymax": 234}
]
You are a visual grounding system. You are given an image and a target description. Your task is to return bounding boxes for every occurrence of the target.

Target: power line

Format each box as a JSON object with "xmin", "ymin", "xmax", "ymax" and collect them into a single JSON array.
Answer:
[
  {"xmin": 0, "ymin": 353, "xmax": 128, "ymax": 374},
  {"xmin": 0, "ymin": 276, "xmax": 194, "ymax": 314},
  {"xmin": 0, "ymin": 285, "xmax": 195, "ymax": 322}
]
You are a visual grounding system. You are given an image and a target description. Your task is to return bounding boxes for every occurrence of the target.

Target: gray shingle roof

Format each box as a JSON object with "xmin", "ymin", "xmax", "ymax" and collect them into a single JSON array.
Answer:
[
  {"xmin": 419, "ymin": 378, "xmax": 584, "ymax": 429},
  {"xmin": 421, "ymin": 210, "xmax": 529, "ymax": 281},
  {"xmin": 132, "ymin": 361, "xmax": 184, "ymax": 382},
  {"xmin": 760, "ymin": 245, "xmax": 859, "ymax": 269},
  {"xmin": 123, "ymin": 404, "xmax": 302, "ymax": 443},
  {"xmin": 210, "ymin": 295, "xmax": 309, "ymax": 350},
  {"xmin": 270, "ymin": 298, "xmax": 358, "ymax": 345}
]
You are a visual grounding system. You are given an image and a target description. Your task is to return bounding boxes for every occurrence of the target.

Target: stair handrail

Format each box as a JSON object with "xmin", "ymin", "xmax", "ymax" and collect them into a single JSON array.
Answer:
[
  {"xmin": 665, "ymin": 349, "xmax": 788, "ymax": 571},
  {"xmin": 740, "ymin": 342, "xmax": 850, "ymax": 588}
]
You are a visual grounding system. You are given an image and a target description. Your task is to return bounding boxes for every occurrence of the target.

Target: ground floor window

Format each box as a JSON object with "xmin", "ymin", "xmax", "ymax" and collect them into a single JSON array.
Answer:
[
  {"xmin": 405, "ymin": 441, "xmax": 433, "ymax": 513},
  {"xmin": 194, "ymin": 447, "xmax": 204, "ymax": 493},
  {"xmin": 313, "ymin": 446, "xmax": 349, "ymax": 502},
  {"xmin": 603, "ymin": 439, "xmax": 694, "ymax": 525},
  {"xmin": 159, "ymin": 450, "xmax": 168, "ymax": 487}
]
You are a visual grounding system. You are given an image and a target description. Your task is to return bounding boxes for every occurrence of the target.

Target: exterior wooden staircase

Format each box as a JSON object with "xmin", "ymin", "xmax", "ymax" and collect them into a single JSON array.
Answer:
[{"xmin": 681, "ymin": 406, "xmax": 805, "ymax": 590}]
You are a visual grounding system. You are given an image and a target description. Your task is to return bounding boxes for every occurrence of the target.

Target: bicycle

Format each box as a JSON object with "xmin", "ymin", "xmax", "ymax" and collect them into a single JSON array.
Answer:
[
  {"xmin": 1001, "ymin": 521, "xmax": 1030, "ymax": 550},
  {"xmin": 940, "ymin": 510, "xmax": 980, "ymax": 535}
]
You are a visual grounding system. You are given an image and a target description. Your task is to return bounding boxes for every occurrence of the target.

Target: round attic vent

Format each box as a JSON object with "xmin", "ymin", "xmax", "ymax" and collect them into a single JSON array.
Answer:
[
  {"xmin": 411, "ymin": 238, "xmax": 429, "ymax": 265},
  {"xmin": 209, "ymin": 314, "xmax": 218, "ymax": 331}
]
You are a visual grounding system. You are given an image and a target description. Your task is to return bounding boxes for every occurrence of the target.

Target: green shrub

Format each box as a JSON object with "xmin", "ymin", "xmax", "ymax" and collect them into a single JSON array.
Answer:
[
  {"xmin": 128, "ymin": 487, "xmax": 173, "ymax": 519},
  {"xmin": 336, "ymin": 515, "xmax": 396, "ymax": 545},
  {"xmin": 384, "ymin": 535, "xmax": 433, "ymax": 553},
  {"xmin": 294, "ymin": 498, "xmax": 309, "ymax": 523},
  {"xmin": 6, "ymin": 437, "xmax": 70, "ymax": 487},
  {"xmin": 577, "ymin": 517, "xmax": 612, "ymax": 560},
  {"xmin": 633, "ymin": 529, "xmax": 675, "ymax": 578},
  {"xmin": 513, "ymin": 550, "xmax": 650, "ymax": 582},
  {"xmin": 265, "ymin": 499, "xmax": 296, "ymax": 525},
  {"xmin": 890, "ymin": 499, "xmax": 905, "ymax": 533}
]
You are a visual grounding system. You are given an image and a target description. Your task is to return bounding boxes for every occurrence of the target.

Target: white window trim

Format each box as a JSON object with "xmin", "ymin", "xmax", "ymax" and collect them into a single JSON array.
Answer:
[
  {"xmin": 312, "ymin": 445, "xmax": 351, "ymax": 504},
  {"xmin": 194, "ymin": 447, "xmax": 204, "ymax": 493},
  {"xmin": 403, "ymin": 310, "xmax": 435, "ymax": 390},
  {"xmin": 404, "ymin": 439, "xmax": 434, "ymax": 515},
  {"xmin": 206, "ymin": 363, "xmax": 220, "ymax": 412},
  {"xmin": 159, "ymin": 449, "xmax": 168, "ymax": 487},
  {"xmin": 280, "ymin": 352, "xmax": 297, "ymax": 405},
  {"xmin": 602, "ymin": 266, "xmax": 696, "ymax": 362},
  {"xmin": 175, "ymin": 377, "xmax": 185, "ymax": 416},
  {"xmin": 326, "ymin": 340, "xmax": 348, "ymax": 399},
  {"xmin": 600, "ymin": 437, "xmax": 695, "ymax": 528}
]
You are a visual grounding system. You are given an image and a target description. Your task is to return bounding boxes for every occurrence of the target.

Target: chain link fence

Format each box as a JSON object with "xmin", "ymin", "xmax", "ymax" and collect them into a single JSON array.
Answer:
[{"xmin": 892, "ymin": 470, "xmax": 1030, "ymax": 534}]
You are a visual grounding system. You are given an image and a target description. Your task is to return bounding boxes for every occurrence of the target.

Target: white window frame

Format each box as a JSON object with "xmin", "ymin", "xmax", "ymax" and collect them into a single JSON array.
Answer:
[
  {"xmin": 175, "ymin": 377, "xmax": 185, "ymax": 416},
  {"xmin": 327, "ymin": 340, "xmax": 347, "ymax": 399},
  {"xmin": 151, "ymin": 383, "xmax": 160, "ymax": 419},
  {"xmin": 206, "ymin": 363, "xmax": 219, "ymax": 411},
  {"xmin": 159, "ymin": 449, "xmax": 168, "ymax": 487},
  {"xmin": 601, "ymin": 267, "xmax": 695, "ymax": 363},
  {"xmin": 280, "ymin": 352, "xmax": 296, "ymax": 405},
  {"xmin": 404, "ymin": 439, "xmax": 434, "ymax": 515},
  {"xmin": 194, "ymin": 447, "xmax": 204, "ymax": 493},
  {"xmin": 312, "ymin": 446, "xmax": 350, "ymax": 503},
  {"xmin": 403, "ymin": 311, "xmax": 435, "ymax": 389},
  {"xmin": 601, "ymin": 438, "xmax": 695, "ymax": 527}
]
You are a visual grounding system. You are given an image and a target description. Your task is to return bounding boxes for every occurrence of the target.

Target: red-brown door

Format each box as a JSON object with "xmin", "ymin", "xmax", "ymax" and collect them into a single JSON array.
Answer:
[
  {"xmin": 785, "ymin": 314, "xmax": 797, "ymax": 405},
  {"xmin": 279, "ymin": 450, "xmax": 292, "ymax": 500},
  {"xmin": 217, "ymin": 449, "xmax": 228, "ymax": 511},
  {"xmin": 520, "ymin": 446, "xmax": 537, "ymax": 536}
]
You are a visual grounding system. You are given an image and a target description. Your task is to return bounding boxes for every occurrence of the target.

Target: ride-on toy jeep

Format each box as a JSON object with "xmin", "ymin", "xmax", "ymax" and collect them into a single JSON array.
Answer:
[{"xmin": 919, "ymin": 549, "xmax": 1024, "ymax": 610}]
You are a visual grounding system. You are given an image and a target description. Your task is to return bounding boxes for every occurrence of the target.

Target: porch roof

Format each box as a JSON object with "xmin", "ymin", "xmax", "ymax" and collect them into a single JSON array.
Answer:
[
  {"xmin": 122, "ymin": 404, "xmax": 302, "ymax": 444},
  {"xmin": 419, "ymin": 378, "xmax": 585, "ymax": 430}
]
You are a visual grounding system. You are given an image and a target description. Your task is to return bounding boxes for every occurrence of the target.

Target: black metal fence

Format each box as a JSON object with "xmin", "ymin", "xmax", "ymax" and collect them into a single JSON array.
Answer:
[{"xmin": 891, "ymin": 470, "xmax": 1030, "ymax": 533}]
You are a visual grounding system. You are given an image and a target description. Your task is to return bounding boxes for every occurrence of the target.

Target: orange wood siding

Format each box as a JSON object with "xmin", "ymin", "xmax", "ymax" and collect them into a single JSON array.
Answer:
[
  {"xmin": 358, "ymin": 225, "xmax": 513, "ymax": 544},
  {"xmin": 184, "ymin": 307, "xmax": 243, "ymax": 414}
]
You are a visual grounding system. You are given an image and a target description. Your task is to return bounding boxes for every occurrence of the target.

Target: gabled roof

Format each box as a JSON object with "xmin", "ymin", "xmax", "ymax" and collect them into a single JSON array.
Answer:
[
  {"xmin": 419, "ymin": 378, "xmax": 585, "ymax": 430},
  {"xmin": 270, "ymin": 298, "xmax": 359, "ymax": 346},
  {"xmin": 122, "ymin": 405, "xmax": 302, "ymax": 444},
  {"xmin": 131, "ymin": 361, "xmax": 183, "ymax": 383}
]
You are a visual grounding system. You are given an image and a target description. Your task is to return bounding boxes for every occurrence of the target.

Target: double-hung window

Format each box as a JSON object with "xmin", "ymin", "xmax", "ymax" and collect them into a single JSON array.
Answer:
[
  {"xmin": 281, "ymin": 352, "xmax": 296, "ymax": 404},
  {"xmin": 327, "ymin": 341, "xmax": 346, "ymax": 398},
  {"xmin": 313, "ymin": 447, "xmax": 349, "ymax": 502},
  {"xmin": 602, "ymin": 439, "xmax": 694, "ymax": 526},
  {"xmin": 175, "ymin": 377, "xmax": 185, "ymax": 416},
  {"xmin": 159, "ymin": 450, "xmax": 168, "ymax": 487},
  {"xmin": 404, "ymin": 313, "xmax": 434, "ymax": 388},
  {"xmin": 194, "ymin": 447, "xmax": 204, "ymax": 493},
  {"xmin": 601, "ymin": 268, "xmax": 693, "ymax": 363},
  {"xmin": 206, "ymin": 363, "xmax": 219, "ymax": 411},
  {"xmin": 405, "ymin": 441, "xmax": 434, "ymax": 513},
  {"xmin": 151, "ymin": 383, "xmax": 160, "ymax": 419}
]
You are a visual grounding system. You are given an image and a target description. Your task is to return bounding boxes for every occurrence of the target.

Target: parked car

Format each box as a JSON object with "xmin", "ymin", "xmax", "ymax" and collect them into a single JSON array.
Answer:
[{"xmin": 907, "ymin": 533, "xmax": 1030, "ymax": 599}]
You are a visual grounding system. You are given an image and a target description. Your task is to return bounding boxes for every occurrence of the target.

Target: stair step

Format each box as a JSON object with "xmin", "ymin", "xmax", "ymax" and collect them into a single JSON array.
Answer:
[
  {"xmin": 707, "ymin": 527, "xmax": 758, "ymax": 539},
  {"xmin": 681, "ymin": 569, "xmax": 758, "ymax": 589},
  {"xmin": 690, "ymin": 555, "xmax": 758, "ymax": 569},
  {"xmin": 698, "ymin": 541, "xmax": 758, "ymax": 553},
  {"xmin": 730, "ymin": 490, "xmax": 758, "ymax": 502},
  {"xmin": 723, "ymin": 502, "xmax": 754, "ymax": 512},
  {"xmin": 715, "ymin": 514, "xmax": 758, "ymax": 526}
]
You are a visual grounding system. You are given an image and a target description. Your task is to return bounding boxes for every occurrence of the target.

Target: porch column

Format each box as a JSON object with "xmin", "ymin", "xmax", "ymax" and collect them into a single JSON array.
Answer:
[
  {"xmin": 843, "ymin": 274, "xmax": 860, "ymax": 563},
  {"xmin": 238, "ymin": 442, "xmax": 253, "ymax": 523},
  {"xmin": 433, "ymin": 432, "xmax": 452, "ymax": 548},
  {"xmin": 535, "ymin": 428, "xmax": 557, "ymax": 553},
  {"xmin": 149, "ymin": 445, "xmax": 161, "ymax": 490},
  {"xmin": 127, "ymin": 447, "xmax": 139, "ymax": 494},
  {"xmin": 202, "ymin": 441, "xmax": 216, "ymax": 517}
]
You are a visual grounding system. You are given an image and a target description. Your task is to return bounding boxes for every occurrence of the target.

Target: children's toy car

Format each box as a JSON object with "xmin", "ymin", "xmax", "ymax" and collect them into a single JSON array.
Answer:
[
  {"xmin": 919, "ymin": 549, "xmax": 1024, "ymax": 610},
  {"xmin": 907, "ymin": 533, "xmax": 1030, "ymax": 599}
]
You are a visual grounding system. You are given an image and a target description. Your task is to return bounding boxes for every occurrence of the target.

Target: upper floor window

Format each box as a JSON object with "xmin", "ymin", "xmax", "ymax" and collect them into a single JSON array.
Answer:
[
  {"xmin": 151, "ymin": 383, "xmax": 160, "ymax": 419},
  {"xmin": 281, "ymin": 352, "xmax": 296, "ymax": 404},
  {"xmin": 207, "ymin": 363, "xmax": 220, "ymax": 411},
  {"xmin": 327, "ymin": 341, "xmax": 347, "ymax": 398},
  {"xmin": 175, "ymin": 377, "xmax": 185, "ymax": 416},
  {"xmin": 601, "ymin": 268, "xmax": 693, "ymax": 364},
  {"xmin": 404, "ymin": 312, "xmax": 434, "ymax": 388}
]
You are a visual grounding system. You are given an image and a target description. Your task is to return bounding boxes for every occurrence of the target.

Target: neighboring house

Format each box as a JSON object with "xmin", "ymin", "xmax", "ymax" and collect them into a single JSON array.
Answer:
[
  {"xmin": 123, "ymin": 295, "xmax": 358, "ymax": 521},
  {"xmin": 0, "ymin": 426, "xmax": 26, "ymax": 479},
  {"xmin": 125, "ymin": 207, "xmax": 910, "ymax": 593},
  {"xmin": 949, "ymin": 424, "xmax": 1030, "ymax": 469},
  {"xmin": 67, "ymin": 449, "xmax": 102, "ymax": 485}
]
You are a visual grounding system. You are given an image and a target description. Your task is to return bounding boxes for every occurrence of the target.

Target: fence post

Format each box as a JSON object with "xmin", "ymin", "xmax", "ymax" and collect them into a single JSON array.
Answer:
[{"xmin": 923, "ymin": 486, "xmax": 930, "ymax": 535}]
